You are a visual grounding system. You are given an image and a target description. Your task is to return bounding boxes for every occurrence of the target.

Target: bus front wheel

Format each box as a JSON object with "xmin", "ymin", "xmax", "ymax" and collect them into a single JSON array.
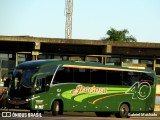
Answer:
[
  {"xmin": 52, "ymin": 101, "xmax": 60, "ymax": 116},
  {"xmin": 115, "ymin": 104, "xmax": 129, "ymax": 118}
]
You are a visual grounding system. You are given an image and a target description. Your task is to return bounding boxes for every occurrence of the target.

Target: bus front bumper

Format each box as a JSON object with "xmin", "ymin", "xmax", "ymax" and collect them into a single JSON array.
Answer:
[{"xmin": 8, "ymin": 99, "xmax": 28, "ymax": 105}]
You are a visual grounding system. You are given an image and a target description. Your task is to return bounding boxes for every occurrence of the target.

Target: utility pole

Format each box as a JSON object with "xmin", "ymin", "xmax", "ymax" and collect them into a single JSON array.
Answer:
[{"xmin": 65, "ymin": 0, "xmax": 73, "ymax": 39}]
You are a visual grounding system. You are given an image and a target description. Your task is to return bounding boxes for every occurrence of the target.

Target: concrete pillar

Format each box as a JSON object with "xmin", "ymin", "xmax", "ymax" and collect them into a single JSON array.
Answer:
[
  {"xmin": 153, "ymin": 58, "xmax": 156, "ymax": 71},
  {"xmin": 32, "ymin": 41, "xmax": 40, "ymax": 60}
]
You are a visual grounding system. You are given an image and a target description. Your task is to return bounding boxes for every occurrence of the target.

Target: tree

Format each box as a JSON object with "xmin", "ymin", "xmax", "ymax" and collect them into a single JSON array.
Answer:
[{"xmin": 102, "ymin": 28, "xmax": 137, "ymax": 42}]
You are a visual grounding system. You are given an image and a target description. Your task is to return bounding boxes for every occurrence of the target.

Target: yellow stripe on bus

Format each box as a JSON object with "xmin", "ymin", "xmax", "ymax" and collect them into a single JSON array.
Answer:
[
  {"xmin": 88, "ymin": 93, "xmax": 125, "ymax": 104},
  {"xmin": 63, "ymin": 64, "xmax": 151, "ymax": 73}
]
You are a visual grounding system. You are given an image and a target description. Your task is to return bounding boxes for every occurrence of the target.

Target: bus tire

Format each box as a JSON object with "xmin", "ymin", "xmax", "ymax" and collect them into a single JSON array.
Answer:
[
  {"xmin": 115, "ymin": 104, "xmax": 129, "ymax": 118},
  {"xmin": 95, "ymin": 112, "xmax": 111, "ymax": 117},
  {"xmin": 52, "ymin": 101, "xmax": 60, "ymax": 116}
]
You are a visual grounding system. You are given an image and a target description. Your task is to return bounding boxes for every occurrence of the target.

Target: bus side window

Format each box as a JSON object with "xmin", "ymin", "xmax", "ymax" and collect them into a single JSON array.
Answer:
[
  {"xmin": 73, "ymin": 68, "xmax": 90, "ymax": 83},
  {"xmin": 64, "ymin": 68, "xmax": 73, "ymax": 82},
  {"xmin": 122, "ymin": 72, "xmax": 131, "ymax": 86},
  {"xmin": 53, "ymin": 67, "xmax": 73, "ymax": 83},
  {"xmin": 129, "ymin": 72, "xmax": 139, "ymax": 85},
  {"xmin": 107, "ymin": 71, "xmax": 122, "ymax": 85},
  {"xmin": 140, "ymin": 73, "xmax": 154, "ymax": 85},
  {"xmin": 53, "ymin": 67, "xmax": 65, "ymax": 83},
  {"xmin": 91, "ymin": 69, "xmax": 106, "ymax": 84},
  {"xmin": 122, "ymin": 72, "xmax": 140, "ymax": 86}
]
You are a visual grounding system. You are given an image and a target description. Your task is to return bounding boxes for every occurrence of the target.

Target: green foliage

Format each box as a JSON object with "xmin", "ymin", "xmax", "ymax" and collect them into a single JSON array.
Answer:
[{"xmin": 102, "ymin": 28, "xmax": 137, "ymax": 42}]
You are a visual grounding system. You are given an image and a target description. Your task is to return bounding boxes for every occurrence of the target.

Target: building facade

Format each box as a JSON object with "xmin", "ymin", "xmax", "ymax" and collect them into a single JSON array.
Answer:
[{"xmin": 0, "ymin": 35, "xmax": 160, "ymax": 83}]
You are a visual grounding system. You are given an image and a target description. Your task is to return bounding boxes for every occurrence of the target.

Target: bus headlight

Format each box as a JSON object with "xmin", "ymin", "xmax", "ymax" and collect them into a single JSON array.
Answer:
[{"xmin": 26, "ymin": 99, "xmax": 31, "ymax": 101}]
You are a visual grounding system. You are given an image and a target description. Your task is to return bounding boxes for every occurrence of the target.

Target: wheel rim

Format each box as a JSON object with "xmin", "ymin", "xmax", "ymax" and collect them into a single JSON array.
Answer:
[
  {"xmin": 121, "ymin": 107, "xmax": 126, "ymax": 115},
  {"xmin": 120, "ymin": 104, "xmax": 129, "ymax": 117},
  {"xmin": 55, "ymin": 103, "xmax": 59, "ymax": 112}
]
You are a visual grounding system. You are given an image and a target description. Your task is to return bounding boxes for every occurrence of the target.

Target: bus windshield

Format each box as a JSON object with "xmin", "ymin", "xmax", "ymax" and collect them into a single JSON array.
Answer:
[
  {"xmin": 11, "ymin": 64, "xmax": 58, "ymax": 95},
  {"xmin": 13, "ymin": 68, "xmax": 38, "ymax": 89}
]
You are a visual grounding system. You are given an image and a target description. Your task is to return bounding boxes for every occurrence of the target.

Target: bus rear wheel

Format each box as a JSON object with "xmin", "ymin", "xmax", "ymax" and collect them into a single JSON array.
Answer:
[
  {"xmin": 115, "ymin": 104, "xmax": 129, "ymax": 118},
  {"xmin": 52, "ymin": 101, "xmax": 60, "ymax": 116}
]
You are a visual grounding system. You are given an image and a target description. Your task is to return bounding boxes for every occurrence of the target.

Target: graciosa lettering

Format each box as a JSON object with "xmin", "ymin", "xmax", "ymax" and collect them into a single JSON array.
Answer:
[
  {"xmin": 71, "ymin": 85, "xmax": 107, "ymax": 95},
  {"xmin": 125, "ymin": 82, "xmax": 151, "ymax": 100}
]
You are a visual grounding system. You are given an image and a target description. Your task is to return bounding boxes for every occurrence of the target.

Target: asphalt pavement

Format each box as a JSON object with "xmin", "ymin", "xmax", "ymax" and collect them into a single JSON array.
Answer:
[{"xmin": 0, "ymin": 109, "xmax": 160, "ymax": 120}]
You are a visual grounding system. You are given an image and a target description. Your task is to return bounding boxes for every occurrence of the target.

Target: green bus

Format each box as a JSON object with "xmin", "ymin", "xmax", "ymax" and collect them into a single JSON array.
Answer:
[{"xmin": 7, "ymin": 60, "xmax": 156, "ymax": 118}]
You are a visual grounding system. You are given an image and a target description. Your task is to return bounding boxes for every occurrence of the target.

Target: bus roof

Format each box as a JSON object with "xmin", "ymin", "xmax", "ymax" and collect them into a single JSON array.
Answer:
[{"xmin": 16, "ymin": 59, "xmax": 155, "ymax": 73}]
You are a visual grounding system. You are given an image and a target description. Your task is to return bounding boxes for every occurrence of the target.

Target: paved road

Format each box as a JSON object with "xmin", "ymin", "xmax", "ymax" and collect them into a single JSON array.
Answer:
[{"xmin": 0, "ymin": 109, "xmax": 160, "ymax": 120}]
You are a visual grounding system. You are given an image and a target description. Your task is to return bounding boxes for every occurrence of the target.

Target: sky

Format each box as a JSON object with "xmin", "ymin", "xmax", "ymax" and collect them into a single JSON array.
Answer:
[{"xmin": 0, "ymin": 0, "xmax": 160, "ymax": 43}]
